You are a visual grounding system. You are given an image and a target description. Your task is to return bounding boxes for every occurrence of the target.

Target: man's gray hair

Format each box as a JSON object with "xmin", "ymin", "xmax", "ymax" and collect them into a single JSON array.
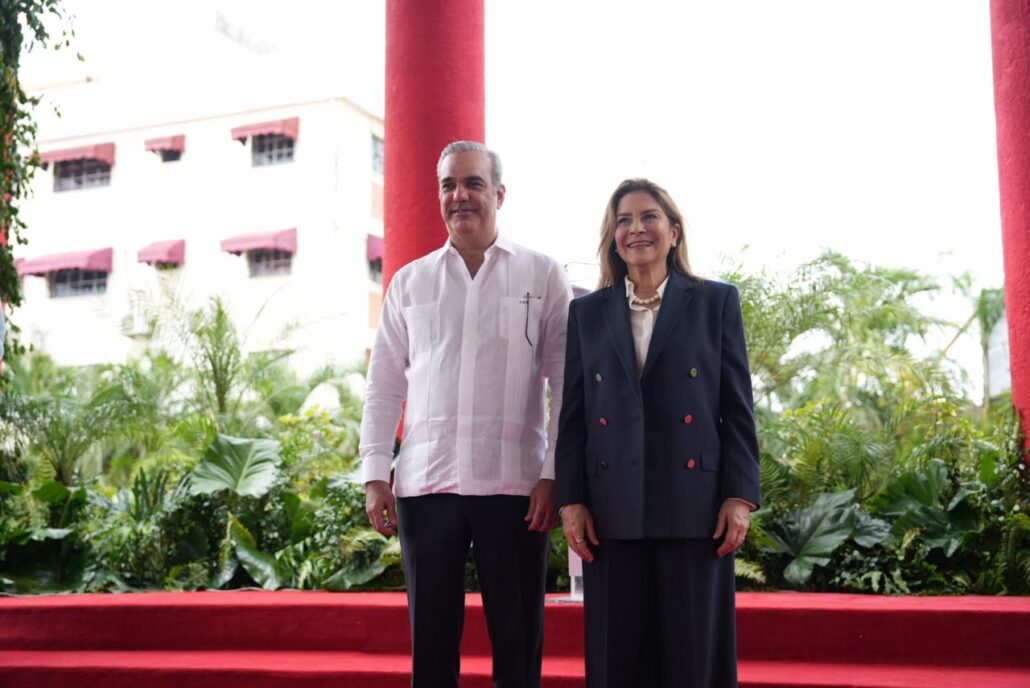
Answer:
[{"xmin": 437, "ymin": 140, "xmax": 503, "ymax": 187}]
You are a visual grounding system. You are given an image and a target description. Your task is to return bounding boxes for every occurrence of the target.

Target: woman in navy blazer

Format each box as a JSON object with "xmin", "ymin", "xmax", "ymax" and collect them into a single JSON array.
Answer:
[{"xmin": 556, "ymin": 179, "xmax": 760, "ymax": 688}]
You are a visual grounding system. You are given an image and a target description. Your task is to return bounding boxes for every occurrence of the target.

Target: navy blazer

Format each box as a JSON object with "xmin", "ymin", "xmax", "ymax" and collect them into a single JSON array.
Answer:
[{"xmin": 555, "ymin": 270, "xmax": 761, "ymax": 540}]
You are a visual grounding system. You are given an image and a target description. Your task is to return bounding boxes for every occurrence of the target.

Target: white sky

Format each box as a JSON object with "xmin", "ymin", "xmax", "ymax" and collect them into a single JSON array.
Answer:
[{"xmin": 21, "ymin": 0, "xmax": 1006, "ymax": 392}]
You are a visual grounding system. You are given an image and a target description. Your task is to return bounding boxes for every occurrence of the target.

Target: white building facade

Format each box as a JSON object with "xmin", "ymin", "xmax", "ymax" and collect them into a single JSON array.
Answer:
[
  {"xmin": 988, "ymin": 313, "xmax": 1012, "ymax": 400},
  {"xmin": 17, "ymin": 72, "xmax": 384, "ymax": 375}
]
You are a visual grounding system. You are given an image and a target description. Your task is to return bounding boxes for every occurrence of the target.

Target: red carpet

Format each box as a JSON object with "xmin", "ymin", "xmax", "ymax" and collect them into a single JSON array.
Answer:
[{"xmin": 0, "ymin": 591, "xmax": 1027, "ymax": 687}]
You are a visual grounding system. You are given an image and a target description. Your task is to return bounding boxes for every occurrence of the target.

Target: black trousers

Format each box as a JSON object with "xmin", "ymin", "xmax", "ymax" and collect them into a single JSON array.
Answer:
[
  {"xmin": 396, "ymin": 494, "xmax": 549, "ymax": 688},
  {"xmin": 582, "ymin": 538, "xmax": 738, "ymax": 688}
]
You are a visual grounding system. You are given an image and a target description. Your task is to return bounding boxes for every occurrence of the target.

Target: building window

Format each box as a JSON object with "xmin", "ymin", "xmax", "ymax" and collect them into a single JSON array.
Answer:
[
  {"xmin": 372, "ymin": 135, "xmax": 384, "ymax": 175},
  {"xmin": 252, "ymin": 134, "xmax": 294, "ymax": 166},
  {"xmin": 247, "ymin": 249, "xmax": 292, "ymax": 277},
  {"xmin": 367, "ymin": 234, "xmax": 383, "ymax": 283},
  {"xmin": 368, "ymin": 256, "xmax": 383, "ymax": 284},
  {"xmin": 54, "ymin": 159, "xmax": 111, "ymax": 192},
  {"xmin": 146, "ymin": 135, "xmax": 185, "ymax": 162},
  {"xmin": 48, "ymin": 269, "xmax": 108, "ymax": 297}
]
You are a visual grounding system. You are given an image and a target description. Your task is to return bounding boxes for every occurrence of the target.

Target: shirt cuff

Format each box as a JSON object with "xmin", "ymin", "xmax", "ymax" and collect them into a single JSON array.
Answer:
[
  {"xmin": 360, "ymin": 453, "xmax": 393, "ymax": 485},
  {"xmin": 727, "ymin": 497, "xmax": 757, "ymax": 511},
  {"xmin": 539, "ymin": 451, "xmax": 555, "ymax": 481}
]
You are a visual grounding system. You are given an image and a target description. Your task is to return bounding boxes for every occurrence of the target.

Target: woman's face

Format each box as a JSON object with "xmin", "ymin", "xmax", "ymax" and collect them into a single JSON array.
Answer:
[{"xmin": 614, "ymin": 190, "xmax": 680, "ymax": 276}]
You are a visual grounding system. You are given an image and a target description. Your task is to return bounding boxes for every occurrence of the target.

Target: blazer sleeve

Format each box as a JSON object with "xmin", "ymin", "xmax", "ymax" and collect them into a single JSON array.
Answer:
[
  {"xmin": 717, "ymin": 285, "xmax": 762, "ymax": 507},
  {"xmin": 555, "ymin": 299, "xmax": 588, "ymax": 507}
]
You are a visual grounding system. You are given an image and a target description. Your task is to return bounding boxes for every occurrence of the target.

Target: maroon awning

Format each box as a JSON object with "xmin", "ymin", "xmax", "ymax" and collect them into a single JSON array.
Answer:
[
  {"xmin": 230, "ymin": 117, "xmax": 299, "ymax": 144},
  {"xmin": 39, "ymin": 143, "xmax": 116, "ymax": 169},
  {"xmin": 138, "ymin": 239, "xmax": 185, "ymax": 265},
  {"xmin": 221, "ymin": 228, "xmax": 297, "ymax": 256},
  {"xmin": 17, "ymin": 247, "xmax": 113, "ymax": 277},
  {"xmin": 144, "ymin": 135, "xmax": 185, "ymax": 153},
  {"xmin": 367, "ymin": 234, "xmax": 384, "ymax": 262}
]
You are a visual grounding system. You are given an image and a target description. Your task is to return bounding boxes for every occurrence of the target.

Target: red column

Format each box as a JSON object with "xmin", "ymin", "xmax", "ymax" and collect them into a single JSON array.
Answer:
[
  {"xmin": 990, "ymin": 0, "xmax": 1030, "ymax": 456},
  {"xmin": 383, "ymin": 0, "xmax": 485, "ymax": 289}
]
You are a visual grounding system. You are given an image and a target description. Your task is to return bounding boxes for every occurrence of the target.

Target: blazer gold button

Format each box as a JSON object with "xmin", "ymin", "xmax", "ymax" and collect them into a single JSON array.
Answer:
[
  {"xmin": 683, "ymin": 414, "xmax": 693, "ymax": 424},
  {"xmin": 600, "ymin": 460, "xmax": 609, "ymax": 469},
  {"xmin": 599, "ymin": 417, "xmax": 608, "ymax": 427},
  {"xmin": 685, "ymin": 459, "xmax": 697, "ymax": 469},
  {"xmin": 689, "ymin": 368, "xmax": 699, "ymax": 378},
  {"xmin": 594, "ymin": 372, "xmax": 603, "ymax": 382}
]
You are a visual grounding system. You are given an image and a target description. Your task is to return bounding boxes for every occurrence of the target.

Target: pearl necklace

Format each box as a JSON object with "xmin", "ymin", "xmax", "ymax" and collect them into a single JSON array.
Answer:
[{"xmin": 631, "ymin": 292, "xmax": 661, "ymax": 306}]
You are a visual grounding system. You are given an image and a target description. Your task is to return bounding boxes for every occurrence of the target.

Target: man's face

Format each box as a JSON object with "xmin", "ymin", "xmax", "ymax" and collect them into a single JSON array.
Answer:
[{"xmin": 438, "ymin": 151, "xmax": 505, "ymax": 250}]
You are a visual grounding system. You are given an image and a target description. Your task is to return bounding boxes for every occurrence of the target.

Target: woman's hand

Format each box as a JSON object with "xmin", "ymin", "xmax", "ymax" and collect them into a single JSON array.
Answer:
[
  {"xmin": 713, "ymin": 498, "xmax": 752, "ymax": 558},
  {"xmin": 560, "ymin": 503, "xmax": 600, "ymax": 563}
]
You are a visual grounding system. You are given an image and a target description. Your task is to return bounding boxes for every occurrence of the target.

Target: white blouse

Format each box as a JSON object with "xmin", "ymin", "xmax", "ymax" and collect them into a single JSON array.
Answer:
[{"xmin": 625, "ymin": 275, "xmax": 669, "ymax": 375}]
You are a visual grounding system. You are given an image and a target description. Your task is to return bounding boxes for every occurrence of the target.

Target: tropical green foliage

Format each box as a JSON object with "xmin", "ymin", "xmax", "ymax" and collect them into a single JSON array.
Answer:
[
  {"xmin": 730, "ymin": 253, "xmax": 1029, "ymax": 594},
  {"xmin": 0, "ymin": 296, "xmax": 388, "ymax": 593},
  {"xmin": 1, "ymin": 254, "xmax": 1027, "ymax": 596},
  {"xmin": 1, "ymin": 0, "xmax": 75, "ymax": 362}
]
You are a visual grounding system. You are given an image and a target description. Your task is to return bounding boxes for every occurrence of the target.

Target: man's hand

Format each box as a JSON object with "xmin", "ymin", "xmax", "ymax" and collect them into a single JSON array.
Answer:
[
  {"xmin": 524, "ymin": 479, "xmax": 557, "ymax": 532},
  {"xmin": 365, "ymin": 480, "xmax": 397, "ymax": 536},
  {"xmin": 560, "ymin": 503, "xmax": 600, "ymax": 563},
  {"xmin": 713, "ymin": 498, "xmax": 751, "ymax": 558}
]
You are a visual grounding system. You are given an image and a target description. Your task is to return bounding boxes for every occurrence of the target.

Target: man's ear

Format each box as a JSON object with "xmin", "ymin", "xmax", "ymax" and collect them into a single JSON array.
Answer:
[{"xmin": 496, "ymin": 184, "xmax": 506, "ymax": 208}]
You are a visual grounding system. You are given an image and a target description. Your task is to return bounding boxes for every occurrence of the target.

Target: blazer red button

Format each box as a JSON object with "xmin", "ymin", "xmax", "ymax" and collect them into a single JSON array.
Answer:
[
  {"xmin": 686, "ymin": 459, "xmax": 697, "ymax": 469},
  {"xmin": 683, "ymin": 414, "xmax": 694, "ymax": 424},
  {"xmin": 599, "ymin": 418, "xmax": 608, "ymax": 427}
]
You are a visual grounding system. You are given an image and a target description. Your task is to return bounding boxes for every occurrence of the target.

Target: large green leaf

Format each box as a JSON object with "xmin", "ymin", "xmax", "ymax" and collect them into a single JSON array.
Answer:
[
  {"xmin": 324, "ymin": 529, "xmax": 398, "ymax": 591},
  {"xmin": 30, "ymin": 527, "xmax": 73, "ymax": 542},
  {"xmin": 0, "ymin": 480, "xmax": 23, "ymax": 496},
  {"xmin": 189, "ymin": 434, "xmax": 282, "ymax": 498},
  {"xmin": 852, "ymin": 510, "xmax": 890, "ymax": 548},
  {"xmin": 229, "ymin": 515, "xmax": 291, "ymax": 591},
  {"xmin": 881, "ymin": 459, "xmax": 978, "ymax": 556},
  {"xmin": 285, "ymin": 492, "xmax": 317, "ymax": 544},
  {"xmin": 882, "ymin": 459, "xmax": 950, "ymax": 514},
  {"xmin": 33, "ymin": 480, "xmax": 70, "ymax": 504},
  {"xmin": 0, "ymin": 527, "xmax": 72, "ymax": 546},
  {"xmin": 765, "ymin": 489, "xmax": 858, "ymax": 586},
  {"xmin": 209, "ymin": 520, "xmax": 239, "ymax": 589}
]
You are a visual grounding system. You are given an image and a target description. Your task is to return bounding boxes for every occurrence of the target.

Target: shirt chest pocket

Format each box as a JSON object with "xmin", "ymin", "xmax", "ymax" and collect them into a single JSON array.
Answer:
[
  {"xmin": 403, "ymin": 303, "xmax": 438, "ymax": 354},
  {"xmin": 499, "ymin": 295, "xmax": 543, "ymax": 348}
]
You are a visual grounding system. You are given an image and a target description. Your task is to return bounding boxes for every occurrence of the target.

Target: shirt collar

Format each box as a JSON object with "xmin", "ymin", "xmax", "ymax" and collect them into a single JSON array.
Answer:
[
  {"xmin": 438, "ymin": 231, "xmax": 515, "ymax": 264},
  {"xmin": 625, "ymin": 275, "xmax": 669, "ymax": 305}
]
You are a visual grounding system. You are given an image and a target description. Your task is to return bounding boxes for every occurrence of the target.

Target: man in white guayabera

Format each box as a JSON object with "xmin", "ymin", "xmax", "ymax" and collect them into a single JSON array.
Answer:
[{"xmin": 360, "ymin": 141, "xmax": 572, "ymax": 688}]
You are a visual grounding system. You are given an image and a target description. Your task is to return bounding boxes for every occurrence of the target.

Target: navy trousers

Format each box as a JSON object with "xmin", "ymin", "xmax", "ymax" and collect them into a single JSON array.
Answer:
[
  {"xmin": 396, "ymin": 494, "xmax": 550, "ymax": 688},
  {"xmin": 583, "ymin": 538, "xmax": 739, "ymax": 688}
]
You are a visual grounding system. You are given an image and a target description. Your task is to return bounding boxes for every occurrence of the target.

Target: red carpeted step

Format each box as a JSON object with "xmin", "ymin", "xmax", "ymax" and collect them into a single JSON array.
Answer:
[
  {"xmin": 0, "ymin": 650, "xmax": 584, "ymax": 688},
  {"xmin": 4, "ymin": 591, "xmax": 1028, "ymax": 667},
  {"xmin": 0, "ymin": 591, "xmax": 585, "ymax": 657},
  {"xmin": 2, "ymin": 591, "xmax": 1028, "ymax": 686},
  {"xmin": 1, "ymin": 652, "xmax": 1027, "ymax": 688},
  {"xmin": 736, "ymin": 593, "xmax": 1030, "ymax": 667},
  {"xmin": 0, "ymin": 591, "xmax": 415, "ymax": 653},
  {"xmin": 738, "ymin": 660, "xmax": 1030, "ymax": 688}
]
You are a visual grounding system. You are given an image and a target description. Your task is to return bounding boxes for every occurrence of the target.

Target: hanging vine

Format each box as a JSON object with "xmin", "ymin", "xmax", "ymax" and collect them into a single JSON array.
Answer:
[{"xmin": 1, "ymin": 0, "xmax": 72, "ymax": 360}]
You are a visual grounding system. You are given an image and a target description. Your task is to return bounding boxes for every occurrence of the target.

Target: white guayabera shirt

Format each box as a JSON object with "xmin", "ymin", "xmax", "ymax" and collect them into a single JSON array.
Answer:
[{"xmin": 360, "ymin": 234, "xmax": 572, "ymax": 498}]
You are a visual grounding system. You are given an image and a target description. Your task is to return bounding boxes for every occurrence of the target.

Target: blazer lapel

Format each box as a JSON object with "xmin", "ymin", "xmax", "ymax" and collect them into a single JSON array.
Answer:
[
  {"xmin": 641, "ymin": 271, "xmax": 695, "ymax": 380},
  {"xmin": 602, "ymin": 285, "xmax": 640, "ymax": 390}
]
